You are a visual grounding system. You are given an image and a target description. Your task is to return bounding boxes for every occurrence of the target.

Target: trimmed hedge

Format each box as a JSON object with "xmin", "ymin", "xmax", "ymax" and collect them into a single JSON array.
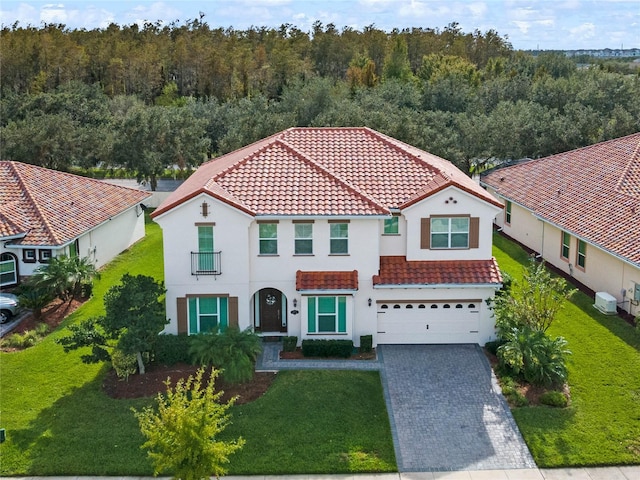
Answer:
[
  {"xmin": 359, "ymin": 335, "xmax": 373, "ymax": 353},
  {"xmin": 153, "ymin": 334, "xmax": 194, "ymax": 365},
  {"xmin": 282, "ymin": 336, "xmax": 298, "ymax": 352},
  {"xmin": 301, "ymin": 339, "xmax": 353, "ymax": 358},
  {"xmin": 539, "ymin": 390, "xmax": 569, "ymax": 408}
]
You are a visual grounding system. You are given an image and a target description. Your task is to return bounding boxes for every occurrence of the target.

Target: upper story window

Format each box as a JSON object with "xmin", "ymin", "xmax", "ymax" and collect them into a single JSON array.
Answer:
[
  {"xmin": 197, "ymin": 224, "xmax": 215, "ymax": 271},
  {"xmin": 421, "ymin": 216, "xmax": 479, "ymax": 250},
  {"xmin": 259, "ymin": 222, "xmax": 278, "ymax": 255},
  {"xmin": 577, "ymin": 239, "xmax": 587, "ymax": 269},
  {"xmin": 561, "ymin": 231, "xmax": 571, "ymax": 260},
  {"xmin": 294, "ymin": 223, "xmax": 313, "ymax": 255},
  {"xmin": 329, "ymin": 222, "xmax": 349, "ymax": 254},
  {"xmin": 383, "ymin": 216, "xmax": 399, "ymax": 235},
  {"xmin": 505, "ymin": 201, "xmax": 512, "ymax": 225},
  {"xmin": 431, "ymin": 217, "xmax": 469, "ymax": 249}
]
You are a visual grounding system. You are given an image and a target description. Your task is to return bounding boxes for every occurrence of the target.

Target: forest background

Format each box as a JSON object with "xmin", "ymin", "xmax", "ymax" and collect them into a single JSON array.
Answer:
[{"xmin": 1, "ymin": 20, "xmax": 639, "ymax": 188}]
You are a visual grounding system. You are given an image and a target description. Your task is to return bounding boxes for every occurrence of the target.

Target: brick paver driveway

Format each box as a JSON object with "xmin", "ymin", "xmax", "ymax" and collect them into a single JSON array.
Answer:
[{"xmin": 378, "ymin": 344, "xmax": 537, "ymax": 472}]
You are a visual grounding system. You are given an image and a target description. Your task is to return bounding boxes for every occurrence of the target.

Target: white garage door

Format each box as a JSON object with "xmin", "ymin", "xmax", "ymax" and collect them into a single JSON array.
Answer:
[{"xmin": 377, "ymin": 301, "xmax": 480, "ymax": 344}]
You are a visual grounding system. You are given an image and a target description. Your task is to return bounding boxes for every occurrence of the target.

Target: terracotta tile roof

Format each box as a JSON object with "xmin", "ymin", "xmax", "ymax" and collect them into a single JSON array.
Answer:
[
  {"xmin": 296, "ymin": 270, "xmax": 359, "ymax": 291},
  {"xmin": 373, "ymin": 256, "xmax": 502, "ymax": 286},
  {"xmin": 0, "ymin": 161, "xmax": 151, "ymax": 247},
  {"xmin": 152, "ymin": 127, "xmax": 501, "ymax": 218},
  {"xmin": 481, "ymin": 133, "xmax": 640, "ymax": 266}
]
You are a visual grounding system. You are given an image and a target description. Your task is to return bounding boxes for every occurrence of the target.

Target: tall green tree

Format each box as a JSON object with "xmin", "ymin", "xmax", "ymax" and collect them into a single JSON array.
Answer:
[
  {"xmin": 382, "ymin": 35, "xmax": 413, "ymax": 82},
  {"xmin": 57, "ymin": 274, "xmax": 168, "ymax": 374}
]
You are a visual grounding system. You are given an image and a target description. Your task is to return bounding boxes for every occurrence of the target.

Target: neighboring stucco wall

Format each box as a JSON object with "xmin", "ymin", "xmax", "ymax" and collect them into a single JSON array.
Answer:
[
  {"xmin": 487, "ymin": 187, "xmax": 640, "ymax": 316},
  {"xmin": 2, "ymin": 205, "xmax": 145, "ymax": 281}
]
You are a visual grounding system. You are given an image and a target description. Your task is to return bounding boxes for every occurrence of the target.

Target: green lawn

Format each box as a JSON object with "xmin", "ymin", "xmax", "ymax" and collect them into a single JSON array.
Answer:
[
  {"xmin": 493, "ymin": 233, "xmax": 640, "ymax": 467},
  {"xmin": 0, "ymin": 216, "xmax": 395, "ymax": 475},
  {"xmin": 2, "ymin": 221, "xmax": 638, "ymax": 474}
]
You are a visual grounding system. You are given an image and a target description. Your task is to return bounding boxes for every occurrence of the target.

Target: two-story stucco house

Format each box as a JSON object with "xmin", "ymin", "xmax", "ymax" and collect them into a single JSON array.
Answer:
[
  {"xmin": 481, "ymin": 133, "xmax": 640, "ymax": 318},
  {"xmin": 151, "ymin": 128, "xmax": 503, "ymax": 346}
]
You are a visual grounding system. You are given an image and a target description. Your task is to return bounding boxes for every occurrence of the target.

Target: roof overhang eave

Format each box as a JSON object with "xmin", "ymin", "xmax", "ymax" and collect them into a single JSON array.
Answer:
[{"xmin": 373, "ymin": 283, "xmax": 503, "ymax": 289}]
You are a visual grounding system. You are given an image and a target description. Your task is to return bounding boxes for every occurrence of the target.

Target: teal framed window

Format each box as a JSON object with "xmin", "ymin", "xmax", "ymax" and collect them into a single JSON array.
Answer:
[
  {"xmin": 329, "ymin": 223, "xmax": 348, "ymax": 254},
  {"xmin": 0, "ymin": 253, "xmax": 17, "ymax": 287},
  {"xmin": 561, "ymin": 231, "xmax": 570, "ymax": 260},
  {"xmin": 198, "ymin": 225, "xmax": 214, "ymax": 271},
  {"xmin": 505, "ymin": 201, "xmax": 512, "ymax": 225},
  {"xmin": 383, "ymin": 217, "xmax": 399, "ymax": 234},
  {"xmin": 430, "ymin": 217, "xmax": 469, "ymax": 249},
  {"xmin": 259, "ymin": 223, "xmax": 278, "ymax": 255},
  {"xmin": 294, "ymin": 223, "xmax": 313, "ymax": 254},
  {"xmin": 577, "ymin": 240, "xmax": 586, "ymax": 269},
  {"xmin": 188, "ymin": 296, "xmax": 228, "ymax": 334},
  {"xmin": 69, "ymin": 239, "xmax": 79, "ymax": 258},
  {"xmin": 307, "ymin": 296, "xmax": 347, "ymax": 334}
]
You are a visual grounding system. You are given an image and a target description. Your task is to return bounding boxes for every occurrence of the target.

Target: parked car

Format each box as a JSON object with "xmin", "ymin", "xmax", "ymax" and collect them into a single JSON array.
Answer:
[{"xmin": 0, "ymin": 293, "xmax": 20, "ymax": 323}]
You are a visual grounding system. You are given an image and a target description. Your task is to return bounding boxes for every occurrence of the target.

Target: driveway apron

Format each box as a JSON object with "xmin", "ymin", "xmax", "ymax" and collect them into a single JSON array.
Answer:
[{"xmin": 378, "ymin": 344, "xmax": 536, "ymax": 472}]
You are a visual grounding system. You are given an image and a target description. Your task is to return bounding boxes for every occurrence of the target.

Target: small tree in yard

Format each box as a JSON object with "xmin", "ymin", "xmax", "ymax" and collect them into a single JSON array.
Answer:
[
  {"xmin": 30, "ymin": 255, "xmax": 99, "ymax": 305},
  {"xmin": 492, "ymin": 257, "xmax": 575, "ymax": 386},
  {"xmin": 133, "ymin": 367, "xmax": 245, "ymax": 480},
  {"xmin": 57, "ymin": 274, "xmax": 168, "ymax": 374},
  {"xmin": 493, "ymin": 256, "xmax": 576, "ymax": 335}
]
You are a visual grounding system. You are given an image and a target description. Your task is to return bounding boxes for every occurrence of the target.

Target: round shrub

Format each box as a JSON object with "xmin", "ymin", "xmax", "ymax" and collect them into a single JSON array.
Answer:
[{"xmin": 539, "ymin": 390, "xmax": 568, "ymax": 408}]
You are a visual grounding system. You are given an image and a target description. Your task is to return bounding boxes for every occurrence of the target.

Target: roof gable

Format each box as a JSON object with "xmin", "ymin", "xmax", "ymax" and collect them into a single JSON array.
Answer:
[
  {"xmin": 152, "ymin": 127, "xmax": 499, "ymax": 218},
  {"xmin": 481, "ymin": 133, "xmax": 640, "ymax": 266},
  {"xmin": 0, "ymin": 161, "xmax": 151, "ymax": 247}
]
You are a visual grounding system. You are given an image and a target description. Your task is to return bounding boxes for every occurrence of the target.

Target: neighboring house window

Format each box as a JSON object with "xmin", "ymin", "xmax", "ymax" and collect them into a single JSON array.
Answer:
[
  {"xmin": 294, "ymin": 223, "xmax": 313, "ymax": 255},
  {"xmin": 259, "ymin": 223, "xmax": 278, "ymax": 255},
  {"xmin": 69, "ymin": 239, "xmax": 80, "ymax": 258},
  {"xmin": 198, "ymin": 225, "xmax": 214, "ymax": 271},
  {"xmin": 505, "ymin": 201, "xmax": 512, "ymax": 225},
  {"xmin": 561, "ymin": 231, "xmax": 571, "ymax": 260},
  {"xmin": 430, "ymin": 217, "xmax": 470, "ymax": 248},
  {"xmin": 307, "ymin": 296, "xmax": 347, "ymax": 333},
  {"xmin": 39, "ymin": 249, "xmax": 52, "ymax": 263},
  {"xmin": 383, "ymin": 217, "xmax": 399, "ymax": 234},
  {"xmin": 0, "ymin": 253, "xmax": 17, "ymax": 287},
  {"xmin": 421, "ymin": 216, "xmax": 479, "ymax": 249},
  {"xmin": 329, "ymin": 222, "xmax": 349, "ymax": 254},
  {"xmin": 188, "ymin": 296, "xmax": 228, "ymax": 334},
  {"xmin": 577, "ymin": 240, "xmax": 587, "ymax": 269},
  {"xmin": 23, "ymin": 249, "xmax": 36, "ymax": 263}
]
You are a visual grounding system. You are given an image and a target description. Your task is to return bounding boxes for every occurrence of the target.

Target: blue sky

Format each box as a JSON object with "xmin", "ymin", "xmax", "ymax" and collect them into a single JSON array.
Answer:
[{"xmin": 1, "ymin": 1, "xmax": 638, "ymax": 50}]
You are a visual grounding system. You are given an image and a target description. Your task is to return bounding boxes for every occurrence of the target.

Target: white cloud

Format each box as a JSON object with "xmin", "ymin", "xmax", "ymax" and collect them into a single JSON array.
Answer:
[
  {"xmin": 570, "ymin": 22, "xmax": 596, "ymax": 39},
  {"xmin": 512, "ymin": 20, "xmax": 531, "ymax": 34},
  {"xmin": 467, "ymin": 2, "xmax": 488, "ymax": 18}
]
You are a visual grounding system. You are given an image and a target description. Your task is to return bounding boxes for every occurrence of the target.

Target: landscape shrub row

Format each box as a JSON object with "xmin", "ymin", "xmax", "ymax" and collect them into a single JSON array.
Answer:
[{"xmin": 301, "ymin": 339, "xmax": 353, "ymax": 358}]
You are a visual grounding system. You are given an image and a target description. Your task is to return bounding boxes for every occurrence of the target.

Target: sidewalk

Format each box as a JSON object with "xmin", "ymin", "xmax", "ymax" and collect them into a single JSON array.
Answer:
[{"xmin": 5, "ymin": 465, "xmax": 640, "ymax": 479}]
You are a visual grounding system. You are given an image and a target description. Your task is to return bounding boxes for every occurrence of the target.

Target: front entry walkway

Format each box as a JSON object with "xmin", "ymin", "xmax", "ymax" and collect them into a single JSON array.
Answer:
[{"xmin": 378, "ymin": 344, "xmax": 536, "ymax": 472}]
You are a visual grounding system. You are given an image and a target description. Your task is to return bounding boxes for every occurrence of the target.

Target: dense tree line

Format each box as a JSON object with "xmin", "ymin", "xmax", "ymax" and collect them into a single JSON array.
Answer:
[{"xmin": 1, "ymin": 21, "xmax": 639, "ymax": 185}]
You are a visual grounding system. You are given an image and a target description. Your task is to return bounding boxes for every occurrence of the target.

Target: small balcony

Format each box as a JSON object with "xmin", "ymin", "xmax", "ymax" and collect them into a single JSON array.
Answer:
[{"xmin": 191, "ymin": 251, "xmax": 222, "ymax": 276}]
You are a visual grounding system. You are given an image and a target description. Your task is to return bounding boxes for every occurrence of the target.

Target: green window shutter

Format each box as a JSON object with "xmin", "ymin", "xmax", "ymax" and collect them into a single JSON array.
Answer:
[
  {"xmin": 338, "ymin": 296, "xmax": 346, "ymax": 332},
  {"xmin": 188, "ymin": 297, "xmax": 198, "ymax": 334},
  {"xmin": 220, "ymin": 297, "xmax": 228, "ymax": 330},
  {"xmin": 307, "ymin": 297, "xmax": 316, "ymax": 333}
]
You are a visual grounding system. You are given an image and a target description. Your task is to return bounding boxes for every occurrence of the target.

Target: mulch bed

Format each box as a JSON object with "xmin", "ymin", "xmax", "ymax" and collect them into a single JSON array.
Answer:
[
  {"xmin": 102, "ymin": 363, "xmax": 277, "ymax": 404},
  {"xmin": 11, "ymin": 298, "xmax": 84, "ymax": 334}
]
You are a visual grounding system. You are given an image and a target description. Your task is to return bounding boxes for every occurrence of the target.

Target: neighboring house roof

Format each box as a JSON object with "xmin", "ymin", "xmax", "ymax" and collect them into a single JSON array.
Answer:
[
  {"xmin": 152, "ymin": 127, "xmax": 501, "ymax": 218},
  {"xmin": 481, "ymin": 133, "xmax": 640, "ymax": 267},
  {"xmin": 0, "ymin": 161, "xmax": 151, "ymax": 247},
  {"xmin": 296, "ymin": 270, "xmax": 359, "ymax": 291},
  {"xmin": 373, "ymin": 256, "xmax": 502, "ymax": 286}
]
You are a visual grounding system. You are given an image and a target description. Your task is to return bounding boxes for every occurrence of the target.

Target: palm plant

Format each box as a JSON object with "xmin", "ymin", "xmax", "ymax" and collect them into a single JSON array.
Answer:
[
  {"xmin": 30, "ymin": 255, "xmax": 99, "ymax": 304},
  {"xmin": 189, "ymin": 327, "xmax": 262, "ymax": 384}
]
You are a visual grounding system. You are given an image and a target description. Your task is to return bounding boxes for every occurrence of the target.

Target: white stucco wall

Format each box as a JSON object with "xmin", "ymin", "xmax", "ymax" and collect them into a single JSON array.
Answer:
[
  {"xmin": 154, "ymin": 194, "xmax": 254, "ymax": 334},
  {"xmin": 403, "ymin": 186, "xmax": 502, "ymax": 262}
]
